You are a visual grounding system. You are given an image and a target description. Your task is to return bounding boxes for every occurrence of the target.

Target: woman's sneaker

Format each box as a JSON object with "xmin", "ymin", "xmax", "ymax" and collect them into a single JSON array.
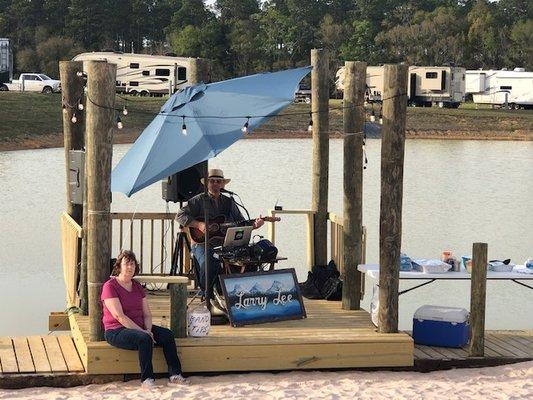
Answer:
[
  {"xmin": 168, "ymin": 374, "xmax": 189, "ymax": 386},
  {"xmin": 141, "ymin": 378, "xmax": 156, "ymax": 390}
]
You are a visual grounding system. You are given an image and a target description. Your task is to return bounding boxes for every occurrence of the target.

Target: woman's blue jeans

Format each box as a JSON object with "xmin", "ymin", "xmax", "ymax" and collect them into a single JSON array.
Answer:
[
  {"xmin": 104, "ymin": 325, "xmax": 182, "ymax": 381},
  {"xmin": 191, "ymin": 243, "xmax": 221, "ymax": 292}
]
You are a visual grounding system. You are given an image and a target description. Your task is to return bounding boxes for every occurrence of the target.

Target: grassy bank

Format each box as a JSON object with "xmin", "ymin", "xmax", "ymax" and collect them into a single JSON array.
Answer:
[{"xmin": 0, "ymin": 92, "xmax": 532, "ymax": 149}]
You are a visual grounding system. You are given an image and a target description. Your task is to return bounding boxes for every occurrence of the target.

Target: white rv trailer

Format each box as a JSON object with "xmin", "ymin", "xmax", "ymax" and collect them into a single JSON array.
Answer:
[
  {"xmin": 72, "ymin": 52, "xmax": 193, "ymax": 95},
  {"xmin": 0, "ymin": 38, "xmax": 13, "ymax": 85},
  {"xmin": 466, "ymin": 68, "xmax": 533, "ymax": 109},
  {"xmin": 336, "ymin": 65, "xmax": 466, "ymax": 107}
]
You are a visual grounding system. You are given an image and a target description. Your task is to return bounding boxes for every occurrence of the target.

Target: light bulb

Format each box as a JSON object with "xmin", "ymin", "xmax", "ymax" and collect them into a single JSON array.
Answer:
[
  {"xmin": 370, "ymin": 115, "xmax": 375, "ymax": 122},
  {"xmin": 62, "ymin": 106, "xmax": 68, "ymax": 115},
  {"xmin": 76, "ymin": 71, "xmax": 83, "ymax": 77},
  {"xmin": 117, "ymin": 121, "xmax": 123, "ymax": 129},
  {"xmin": 71, "ymin": 114, "xmax": 77, "ymax": 123},
  {"xmin": 122, "ymin": 106, "xmax": 128, "ymax": 116},
  {"xmin": 181, "ymin": 124, "xmax": 187, "ymax": 135},
  {"xmin": 78, "ymin": 103, "xmax": 84, "ymax": 111},
  {"xmin": 241, "ymin": 121, "xmax": 249, "ymax": 133}
]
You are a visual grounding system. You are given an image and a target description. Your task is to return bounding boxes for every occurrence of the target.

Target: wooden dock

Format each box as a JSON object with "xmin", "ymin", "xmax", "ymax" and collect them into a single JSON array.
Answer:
[
  {"xmin": 70, "ymin": 295, "xmax": 414, "ymax": 374},
  {"xmin": 412, "ymin": 330, "xmax": 533, "ymax": 371},
  {"xmin": 1, "ymin": 293, "xmax": 531, "ymax": 389}
]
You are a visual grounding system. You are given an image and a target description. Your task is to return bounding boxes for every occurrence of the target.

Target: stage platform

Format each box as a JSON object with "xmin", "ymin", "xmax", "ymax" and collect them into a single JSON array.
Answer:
[{"xmin": 70, "ymin": 292, "xmax": 414, "ymax": 374}]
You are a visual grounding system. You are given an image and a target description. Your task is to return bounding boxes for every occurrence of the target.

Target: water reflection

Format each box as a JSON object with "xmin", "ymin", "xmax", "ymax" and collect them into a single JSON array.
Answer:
[{"xmin": 0, "ymin": 139, "xmax": 531, "ymax": 335}]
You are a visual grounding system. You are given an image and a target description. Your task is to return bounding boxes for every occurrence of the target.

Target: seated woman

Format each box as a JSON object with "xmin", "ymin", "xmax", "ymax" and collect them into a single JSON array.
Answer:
[{"xmin": 101, "ymin": 250, "xmax": 187, "ymax": 389}]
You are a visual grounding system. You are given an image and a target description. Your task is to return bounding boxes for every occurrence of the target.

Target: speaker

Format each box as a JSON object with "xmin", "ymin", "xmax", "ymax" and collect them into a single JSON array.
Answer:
[{"xmin": 162, "ymin": 161, "xmax": 207, "ymax": 202}]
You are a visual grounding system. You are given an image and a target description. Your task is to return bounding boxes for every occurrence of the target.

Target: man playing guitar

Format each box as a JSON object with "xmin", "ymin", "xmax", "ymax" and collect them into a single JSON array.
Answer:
[{"xmin": 175, "ymin": 168, "xmax": 265, "ymax": 293}]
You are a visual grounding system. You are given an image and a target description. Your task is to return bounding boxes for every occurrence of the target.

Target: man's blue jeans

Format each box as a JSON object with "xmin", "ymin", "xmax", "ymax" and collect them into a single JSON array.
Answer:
[
  {"xmin": 191, "ymin": 244, "xmax": 221, "ymax": 292},
  {"xmin": 104, "ymin": 325, "xmax": 182, "ymax": 381}
]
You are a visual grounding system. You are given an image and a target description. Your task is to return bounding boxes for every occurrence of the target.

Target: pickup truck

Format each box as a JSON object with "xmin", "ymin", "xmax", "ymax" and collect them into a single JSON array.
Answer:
[{"xmin": 0, "ymin": 73, "xmax": 61, "ymax": 93}]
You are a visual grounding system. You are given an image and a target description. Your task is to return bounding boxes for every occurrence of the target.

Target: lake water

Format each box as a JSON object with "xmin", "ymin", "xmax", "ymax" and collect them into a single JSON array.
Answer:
[{"xmin": 0, "ymin": 139, "xmax": 532, "ymax": 335}]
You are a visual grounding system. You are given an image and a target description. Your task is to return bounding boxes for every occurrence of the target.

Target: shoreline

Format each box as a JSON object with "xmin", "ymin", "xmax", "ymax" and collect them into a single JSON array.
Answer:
[{"xmin": 0, "ymin": 129, "xmax": 531, "ymax": 152}]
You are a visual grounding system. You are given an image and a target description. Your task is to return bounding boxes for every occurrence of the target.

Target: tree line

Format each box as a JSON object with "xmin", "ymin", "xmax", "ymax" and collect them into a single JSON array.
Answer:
[{"xmin": 0, "ymin": 0, "xmax": 531, "ymax": 79}]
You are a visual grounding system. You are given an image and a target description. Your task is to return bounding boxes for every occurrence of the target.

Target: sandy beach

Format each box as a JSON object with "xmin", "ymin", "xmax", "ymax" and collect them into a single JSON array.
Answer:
[{"xmin": 1, "ymin": 361, "xmax": 531, "ymax": 400}]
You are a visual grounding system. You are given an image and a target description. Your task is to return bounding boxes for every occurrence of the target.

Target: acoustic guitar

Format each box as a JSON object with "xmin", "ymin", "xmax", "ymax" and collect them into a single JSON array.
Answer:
[{"xmin": 188, "ymin": 215, "xmax": 280, "ymax": 245}]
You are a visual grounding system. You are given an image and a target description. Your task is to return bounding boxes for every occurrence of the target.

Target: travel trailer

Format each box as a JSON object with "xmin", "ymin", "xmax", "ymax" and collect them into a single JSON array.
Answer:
[
  {"xmin": 336, "ymin": 65, "xmax": 466, "ymax": 107},
  {"xmin": 72, "ymin": 52, "xmax": 193, "ymax": 96},
  {"xmin": 466, "ymin": 68, "xmax": 533, "ymax": 109},
  {"xmin": 0, "ymin": 38, "xmax": 13, "ymax": 86}
]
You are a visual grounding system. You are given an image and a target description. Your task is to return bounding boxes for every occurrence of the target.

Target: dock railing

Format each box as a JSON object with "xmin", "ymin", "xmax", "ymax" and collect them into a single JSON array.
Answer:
[
  {"xmin": 65, "ymin": 210, "xmax": 366, "ymax": 283},
  {"xmin": 267, "ymin": 209, "xmax": 366, "ymax": 292},
  {"xmin": 60, "ymin": 212, "xmax": 83, "ymax": 308},
  {"xmin": 110, "ymin": 212, "xmax": 190, "ymax": 275}
]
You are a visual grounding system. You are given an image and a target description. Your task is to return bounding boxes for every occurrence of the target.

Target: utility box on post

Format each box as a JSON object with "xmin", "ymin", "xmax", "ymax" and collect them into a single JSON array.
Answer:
[{"xmin": 69, "ymin": 150, "xmax": 85, "ymax": 204}]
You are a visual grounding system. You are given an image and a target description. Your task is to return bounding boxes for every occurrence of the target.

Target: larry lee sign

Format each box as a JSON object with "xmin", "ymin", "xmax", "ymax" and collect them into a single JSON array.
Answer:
[{"xmin": 219, "ymin": 268, "xmax": 307, "ymax": 327}]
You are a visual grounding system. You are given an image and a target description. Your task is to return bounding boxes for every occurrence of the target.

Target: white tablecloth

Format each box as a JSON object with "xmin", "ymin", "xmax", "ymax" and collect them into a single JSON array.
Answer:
[{"xmin": 357, "ymin": 264, "xmax": 533, "ymax": 280}]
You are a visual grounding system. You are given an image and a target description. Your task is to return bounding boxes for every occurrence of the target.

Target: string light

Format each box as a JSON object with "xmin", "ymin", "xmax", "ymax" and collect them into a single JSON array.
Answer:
[
  {"xmin": 181, "ymin": 116, "xmax": 187, "ymax": 135},
  {"xmin": 307, "ymin": 112, "xmax": 313, "ymax": 132},
  {"xmin": 370, "ymin": 109, "xmax": 376, "ymax": 122},
  {"xmin": 77, "ymin": 101, "xmax": 84, "ymax": 111},
  {"xmin": 117, "ymin": 116, "xmax": 123, "ymax": 129},
  {"xmin": 76, "ymin": 71, "xmax": 87, "ymax": 78},
  {"xmin": 122, "ymin": 105, "xmax": 128, "ymax": 116},
  {"xmin": 71, "ymin": 112, "xmax": 77, "ymax": 124},
  {"xmin": 241, "ymin": 117, "xmax": 250, "ymax": 133}
]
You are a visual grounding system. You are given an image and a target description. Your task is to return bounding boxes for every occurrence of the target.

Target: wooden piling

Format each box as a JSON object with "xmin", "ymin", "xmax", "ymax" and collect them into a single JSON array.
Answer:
[
  {"xmin": 60, "ymin": 61, "xmax": 87, "ymax": 313},
  {"xmin": 469, "ymin": 242, "xmax": 488, "ymax": 357},
  {"xmin": 378, "ymin": 64, "xmax": 408, "ymax": 333},
  {"xmin": 60, "ymin": 61, "xmax": 85, "ymax": 224},
  {"xmin": 85, "ymin": 61, "xmax": 116, "ymax": 342},
  {"xmin": 342, "ymin": 61, "xmax": 367, "ymax": 310},
  {"xmin": 311, "ymin": 49, "xmax": 329, "ymax": 268},
  {"xmin": 169, "ymin": 283, "xmax": 188, "ymax": 338},
  {"xmin": 188, "ymin": 58, "xmax": 208, "ymax": 85}
]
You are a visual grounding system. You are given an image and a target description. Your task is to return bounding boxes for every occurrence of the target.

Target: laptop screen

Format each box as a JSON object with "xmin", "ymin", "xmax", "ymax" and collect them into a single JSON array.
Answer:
[{"xmin": 223, "ymin": 226, "xmax": 253, "ymax": 248}]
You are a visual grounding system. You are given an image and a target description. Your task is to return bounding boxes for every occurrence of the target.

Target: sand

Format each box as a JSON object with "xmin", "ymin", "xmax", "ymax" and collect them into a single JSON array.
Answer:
[{"xmin": 1, "ymin": 361, "xmax": 531, "ymax": 400}]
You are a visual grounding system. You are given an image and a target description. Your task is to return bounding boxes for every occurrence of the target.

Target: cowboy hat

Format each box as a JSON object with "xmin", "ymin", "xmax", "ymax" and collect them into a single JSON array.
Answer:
[{"xmin": 200, "ymin": 168, "xmax": 231, "ymax": 185}]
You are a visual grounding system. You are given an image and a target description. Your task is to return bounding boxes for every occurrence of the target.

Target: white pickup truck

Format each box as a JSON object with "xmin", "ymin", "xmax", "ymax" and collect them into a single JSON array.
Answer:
[{"xmin": 0, "ymin": 73, "xmax": 61, "ymax": 93}]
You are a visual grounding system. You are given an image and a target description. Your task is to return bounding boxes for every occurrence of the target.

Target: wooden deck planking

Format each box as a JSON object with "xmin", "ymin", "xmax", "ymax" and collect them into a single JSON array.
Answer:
[
  {"xmin": 57, "ymin": 335, "xmax": 84, "ymax": 372},
  {"xmin": 488, "ymin": 335, "xmax": 530, "ymax": 358},
  {"xmin": 42, "ymin": 336, "xmax": 68, "ymax": 373},
  {"xmin": 27, "ymin": 336, "xmax": 51, "ymax": 373},
  {"xmin": 12, "ymin": 338, "xmax": 35, "ymax": 373},
  {"xmin": 413, "ymin": 331, "xmax": 533, "ymax": 361},
  {"xmin": 0, "ymin": 338, "xmax": 18, "ymax": 373}
]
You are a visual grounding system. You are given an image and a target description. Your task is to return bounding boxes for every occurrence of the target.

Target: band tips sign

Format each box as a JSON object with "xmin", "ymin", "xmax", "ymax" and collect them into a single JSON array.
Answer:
[{"xmin": 219, "ymin": 268, "xmax": 306, "ymax": 327}]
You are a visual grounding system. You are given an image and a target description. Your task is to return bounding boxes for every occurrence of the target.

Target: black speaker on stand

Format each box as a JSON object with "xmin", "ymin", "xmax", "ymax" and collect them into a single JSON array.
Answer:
[
  {"xmin": 164, "ymin": 161, "xmax": 207, "ymax": 278},
  {"xmin": 162, "ymin": 161, "xmax": 208, "ymax": 203}
]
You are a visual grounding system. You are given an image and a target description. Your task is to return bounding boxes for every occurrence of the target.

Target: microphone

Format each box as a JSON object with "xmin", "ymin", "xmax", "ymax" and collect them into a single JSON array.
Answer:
[{"xmin": 221, "ymin": 188, "xmax": 235, "ymax": 195}]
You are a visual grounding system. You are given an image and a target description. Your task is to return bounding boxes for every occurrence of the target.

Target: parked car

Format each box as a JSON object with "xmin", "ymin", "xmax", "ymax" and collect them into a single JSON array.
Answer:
[{"xmin": 0, "ymin": 73, "xmax": 61, "ymax": 93}]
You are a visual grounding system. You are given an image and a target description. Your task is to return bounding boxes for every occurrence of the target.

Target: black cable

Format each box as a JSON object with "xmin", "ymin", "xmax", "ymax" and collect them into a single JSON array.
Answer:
[{"xmin": 84, "ymin": 92, "xmax": 407, "ymax": 120}]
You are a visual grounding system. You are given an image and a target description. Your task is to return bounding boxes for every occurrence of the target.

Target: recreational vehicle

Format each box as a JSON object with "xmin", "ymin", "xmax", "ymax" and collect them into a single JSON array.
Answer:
[
  {"xmin": 336, "ymin": 65, "xmax": 466, "ymax": 107},
  {"xmin": 0, "ymin": 38, "xmax": 13, "ymax": 86},
  {"xmin": 466, "ymin": 68, "xmax": 533, "ymax": 109},
  {"xmin": 72, "ymin": 52, "xmax": 193, "ymax": 96}
]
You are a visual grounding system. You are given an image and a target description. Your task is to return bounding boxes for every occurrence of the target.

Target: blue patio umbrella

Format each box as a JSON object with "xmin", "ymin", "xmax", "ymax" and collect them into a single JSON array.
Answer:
[{"xmin": 112, "ymin": 66, "xmax": 312, "ymax": 197}]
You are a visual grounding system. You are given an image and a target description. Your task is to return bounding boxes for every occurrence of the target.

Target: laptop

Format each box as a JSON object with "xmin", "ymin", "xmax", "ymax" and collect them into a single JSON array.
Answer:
[{"xmin": 222, "ymin": 226, "xmax": 253, "ymax": 249}]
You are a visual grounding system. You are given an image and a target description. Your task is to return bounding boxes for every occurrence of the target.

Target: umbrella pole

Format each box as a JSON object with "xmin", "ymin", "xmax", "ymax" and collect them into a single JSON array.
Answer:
[{"xmin": 203, "ymin": 168, "xmax": 212, "ymax": 313}]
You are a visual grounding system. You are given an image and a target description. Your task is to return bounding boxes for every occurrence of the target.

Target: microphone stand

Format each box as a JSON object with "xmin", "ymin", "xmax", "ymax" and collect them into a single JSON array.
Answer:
[
  {"xmin": 223, "ymin": 189, "xmax": 251, "ymax": 223},
  {"xmin": 202, "ymin": 169, "xmax": 211, "ymax": 314}
]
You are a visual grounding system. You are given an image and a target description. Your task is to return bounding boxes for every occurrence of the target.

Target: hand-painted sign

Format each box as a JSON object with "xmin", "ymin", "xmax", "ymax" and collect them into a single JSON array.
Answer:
[{"xmin": 219, "ymin": 268, "xmax": 306, "ymax": 327}]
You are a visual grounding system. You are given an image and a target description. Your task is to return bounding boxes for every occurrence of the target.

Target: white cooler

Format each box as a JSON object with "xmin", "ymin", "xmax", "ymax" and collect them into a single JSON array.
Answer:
[{"xmin": 412, "ymin": 305, "xmax": 469, "ymax": 348}]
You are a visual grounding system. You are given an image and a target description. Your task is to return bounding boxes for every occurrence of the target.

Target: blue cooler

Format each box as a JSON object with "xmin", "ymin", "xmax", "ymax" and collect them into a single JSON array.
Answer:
[{"xmin": 413, "ymin": 305, "xmax": 469, "ymax": 348}]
